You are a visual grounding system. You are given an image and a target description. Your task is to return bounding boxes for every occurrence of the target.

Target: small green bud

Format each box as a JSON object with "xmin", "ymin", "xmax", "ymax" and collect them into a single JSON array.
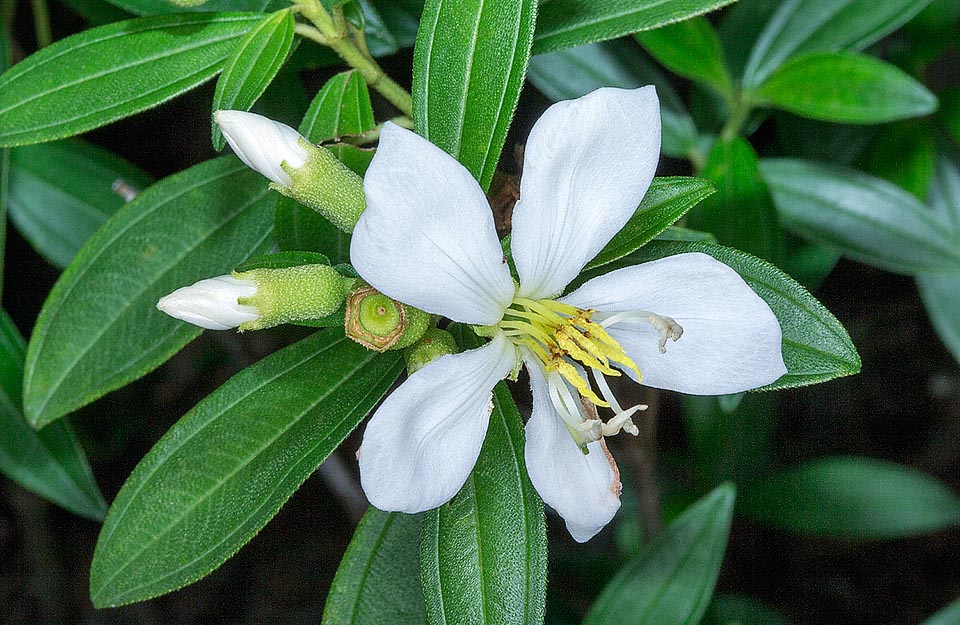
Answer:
[
  {"xmin": 404, "ymin": 328, "xmax": 459, "ymax": 374},
  {"xmin": 345, "ymin": 286, "xmax": 430, "ymax": 352},
  {"xmin": 235, "ymin": 264, "xmax": 349, "ymax": 331}
]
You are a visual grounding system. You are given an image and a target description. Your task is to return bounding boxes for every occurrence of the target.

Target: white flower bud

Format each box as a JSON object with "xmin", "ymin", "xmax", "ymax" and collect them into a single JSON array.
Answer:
[
  {"xmin": 157, "ymin": 275, "xmax": 259, "ymax": 330},
  {"xmin": 214, "ymin": 110, "xmax": 308, "ymax": 187}
]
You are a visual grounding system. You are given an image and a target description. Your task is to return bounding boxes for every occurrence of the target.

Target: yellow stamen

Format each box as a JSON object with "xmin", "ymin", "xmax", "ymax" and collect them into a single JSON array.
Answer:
[{"xmin": 551, "ymin": 359, "xmax": 610, "ymax": 408}]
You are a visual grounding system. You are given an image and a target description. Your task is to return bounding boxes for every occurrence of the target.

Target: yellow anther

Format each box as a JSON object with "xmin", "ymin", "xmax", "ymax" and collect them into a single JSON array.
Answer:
[
  {"xmin": 555, "ymin": 327, "xmax": 619, "ymax": 376},
  {"xmin": 552, "ymin": 359, "xmax": 609, "ymax": 408}
]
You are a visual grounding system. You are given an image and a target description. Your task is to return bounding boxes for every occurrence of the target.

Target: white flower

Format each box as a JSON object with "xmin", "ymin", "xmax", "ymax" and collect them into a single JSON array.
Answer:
[
  {"xmin": 157, "ymin": 275, "xmax": 258, "ymax": 330},
  {"xmin": 215, "ymin": 110, "xmax": 308, "ymax": 187},
  {"xmin": 351, "ymin": 86, "xmax": 787, "ymax": 542}
]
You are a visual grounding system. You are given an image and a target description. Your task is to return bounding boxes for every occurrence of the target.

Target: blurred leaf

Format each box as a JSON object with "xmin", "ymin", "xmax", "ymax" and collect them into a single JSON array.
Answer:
[
  {"xmin": 7, "ymin": 139, "xmax": 152, "ymax": 269},
  {"xmin": 687, "ymin": 137, "xmax": 783, "ymax": 263},
  {"xmin": 903, "ymin": 0, "xmax": 960, "ymax": 70},
  {"xmin": 371, "ymin": 0, "xmax": 424, "ymax": 47},
  {"xmin": 23, "ymin": 157, "xmax": 274, "ymax": 428},
  {"xmin": 90, "ymin": 331, "xmax": 403, "ymax": 607},
  {"xmin": 760, "ymin": 158, "xmax": 960, "ymax": 274},
  {"xmin": 781, "ymin": 235, "xmax": 840, "ymax": 292},
  {"xmin": 0, "ymin": 13, "xmax": 263, "ymax": 147},
  {"xmin": 718, "ymin": 0, "xmax": 780, "ymax": 80},
  {"xmin": 211, "ymin": 9, "xmax": 295, "ymax": 150},
  {"xmin": 926, "ymin": 155, "xmax": 960, "ymax": 230},
  {"xmin": 582, "ymin": 240, "xmax": 862, "ymax": 390},
  {"xmin": 583, "ymin": 484, "xmax": 736, "ymax": 625},
  {"xmin": 741, "ymin": 0, "xmax": 934, "ymax": 88},
  {"xmin": 0, "ymin": 27, "xmax": 9, "ymax": 291},
  {"xmin": 323, "ymin": 508, "xmax": 427, "ymax": 625},
  {"xmin": 526, "ymin": 40, "xmax": 697, "ymax": 158},
  {"xmin": 532, "ymin": 0, "xmax": 736, "ymax": 55},
  {"xmin": 941, "ymin": 87, "xmax": 960, "ymax": 146},
  {"xmin": 702, "ymin": 594, "xmax": 794, "ymax": 625},
  {"xmin": 413, "ymin": 0, "xmax": 536, "ymax": 191},
  {"xmin": 739, "ymin": 456, "xmax": 960, "ymax": 539},
  {"xmin": 0, "ymin": 310, "xmax": 107, "ymax": 521},
  {"xmin": 421, "ymin": 328, "xmax": 546, "ymax": 625},
  {"xmin": 61, "ymin": 0, "xmax": 133, "ymax": 25},
  {"xmin": 774, "ymin": 113, "xmax": 876, "ymax": 166},
  {"xmin": 637, "ymin": 17, "xmax": 731, "ymax": 96},
  {"xmin": 862, "ymin": 120, "xmax": 936, "ymax": 200},
  {"xmin": 256, "ymin": 68, "xmax": 310, "ymax": 127},
  {"xmin": 654, "ymin": 226, "xmax": 717, "ymax": 243},
  {"xmin": 921, "ymin": 596, "xmax": 960, "ymax": 625},
  {"xmin": 753, "ymin": 52, "xmax": 937, "ymax": 124},
  {"xmin": 357, "ymin": 0, "xmax": 401, "ymax": 57},
  {"xmin": 100, "ymin": 0, "xmax": 285, "ymax": 15},
  {"xmin": 586, "ymin": 177, "xmax": 716, "ymax": 270}
]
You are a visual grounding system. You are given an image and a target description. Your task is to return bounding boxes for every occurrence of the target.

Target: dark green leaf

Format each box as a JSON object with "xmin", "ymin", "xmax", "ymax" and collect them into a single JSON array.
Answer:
[
  {"xmin": 781, "ymin": 235, "xmax": 840, "ymax": 292},
  {"xmin": 413, "ymin": 0, "xmax": 537, "ymax": 190},
  {"xmin": 753, "ymin": 52, "xmax": 938, "ymax": 124},
  {"xmin": 525, "ymin": 40, "xmax": 698, "ymax": 158},
  {"xmin": 0, "ymin": 27, "xmax": 8, "ymax": 290},
  {"xmin": 637, "ymin": 17, "xmax": 731, "ymax": 95},
  {"xmin": 23, "ymin": 157, "xmax": 275, "ymax": 428},
  {"xmin": 773, "ymin": 113, "xmax": 875, "ymax": 167},
  {"xmin": 323, "ymin": 508, "xmax": 427, "ymax": 625},
  {"xmin": 532, "ymin": 0, "xmax": 736, "ymax": 55},
  {"xmin": 687, "ymin": 137, "xmax": 782, "ymax": 263},
  {"xmin": 371, "ymin": 0, "xmax": 424, "ymax": 47},
  {"xmin": 61, "ymin": 0, "xmax": 133, "ymax": 26},
  {"xmin": 420, "ymin": 328, "xmax": 546, "ymax": 625},
  {"xmin": 234, "ymin": 250, "xmax": 331, "ymax": 272},
  {"xmin": 702, "ymin": 594, "xmax": 794, "ymax": 625},
  {"xmin": 921, "ymin": 596, "xmax": 960, "ymax": 625},
  {"xmin": 212, "ymin": 9, "xmax": 295, "ymax": 150},
  {"xmin": 739, "ymin": 456, "xmax": 960, "ymax": 539},
  {"xmin": 7, "ymin": 139, "xmax": 153, "ymax": 268},
  {"xmin": 942, "ymin": 87, "xmax": 960, "ymax": 146},
  {"xmin": 90, "ymin": 330, "xmax": 403, "ymax": 606},
  {"xmin": 741, "ymin": 0, "xmax": 934, "ymax": 88},
  {"xmin": 358, "ymin": 0, "xmax": 401, "ymax": 57},
  {"xmin": 760, "ymin": 158, "xmax": 960, "ymax": 275},
  {"xmin": 0, "ymin": 310, "xmax": 107, "ymax": 520},
  {"xmin": 862, "ymin": 120, "xmax": 936, "ymax": 200},
  {"xmin": 583, "ymin": 484, "xmax": 736, "ymax": 625},
  {"xmin": 654, "ymin": 226, "xmax": 717, "ymax": 243},
  {"xmin": 100, "ymin": 0, "xmax": 284, "ymax": 15},
  {"xmin": 718, "ymin": 0, "xmax": 780, "ymax": 80},
  {"xmin": 0, "ymin": 13, "xmax": 263, "ymax": 147},
  {"xmin": 585, "ymin": 176, "xmax": 716, "ymax": 270}
]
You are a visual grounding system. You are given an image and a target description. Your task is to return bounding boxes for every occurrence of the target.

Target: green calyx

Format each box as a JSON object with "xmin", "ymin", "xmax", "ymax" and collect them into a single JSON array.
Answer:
[
  {"xmin": 345, "ymin": 286, "xmax": 430, "ymax": 352},
  {"xmin": 404, "ymin": 328, "xmax": 459, "ymax": 374},
  {"xmin": 235, "ymin": 264, "xmax": 349, "ymax": 331},
  {"xmin": 273, "ymin": 138, "xmax": 366, "ymax": 233}
]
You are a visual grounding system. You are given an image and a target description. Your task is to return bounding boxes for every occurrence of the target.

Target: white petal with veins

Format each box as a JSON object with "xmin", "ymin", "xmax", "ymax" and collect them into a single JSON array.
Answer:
[{"xmin": 215, "ymin": 110, "xmax": 307, "ymax": 187}]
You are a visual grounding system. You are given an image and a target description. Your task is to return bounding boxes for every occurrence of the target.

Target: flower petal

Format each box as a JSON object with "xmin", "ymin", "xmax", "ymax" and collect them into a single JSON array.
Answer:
[
  {"xmin": 359, "ymin": 333, "xmax": 517, "ymax": 513},
  {"xmin": 156, "ymin": 275, "xmax": 258, "ymax": 330},
  {"xmin": 562, "ymin": 252, "xmax": 786, "ymax": 394},
  {"xmin": 350, "ymin": 123, "xmax": 514, "ymax": 325},
  {"xmin": 524, "ymin": 360, "xmax": 621, "ymax": 542},
  {"xmin": 215, "ymin": 110, "xmax": 307, "ymax": 187},
  {"xmin": 512, "ymin": 86, "xmax": 661, "ymax": 299}
]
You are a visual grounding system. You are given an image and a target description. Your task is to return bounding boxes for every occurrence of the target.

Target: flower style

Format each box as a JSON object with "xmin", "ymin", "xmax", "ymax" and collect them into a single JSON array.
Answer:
[{"xmin": 351, "ymin": 86, "xmax": 787, "ymax": 542}]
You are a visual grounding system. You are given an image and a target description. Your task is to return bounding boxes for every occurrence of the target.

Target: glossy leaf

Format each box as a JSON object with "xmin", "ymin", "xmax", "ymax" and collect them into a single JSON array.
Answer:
[
  {"xmin": 637, "ymin": 17, "xmax": 731, "ymax": 95},
  {"xmin": 212, "ymin": 9, "xmax": 295, "ymax": 150},
  {"xmin": 718, "ymin": 0, "xmax": 781, "ymax": 80},
  {"xmin": 753, "ymin": 52, "xmax": 938, "ymax": 124},
  {"xmin": 372, "ymin": 0, "xmax": 424, "ymax": 47},
  {"xmin": 413, "ymin": 0, "xmax": 537, "ymax": 190},
  {"xmin": 862, "ymin": 121, "xmax": 936, "ymax": 200},
  {"xmin": 585, "ymin": 176, "xmax": 716, "ymax": 270},
  {"xmin": 739, "ymin": 457, "xmax": 960, "ymax": 539},
  {"xmin": 90, "ymin": 331, "xmax": 403, "ymax": 606},
  {"xmin": 420, "ymin": 328, "xmax": 546, "ymax": 625},
  {"xmin": 760, "ymin": 158, "xmax": 960, "ymax": 275},
  {"xmin": 323, "ymin": 508, "xmax": 427, "ymax": 625},
  {"xmin": 0, "ymin": 310, "xmax": 107, "ymax": 520},
  {"xmin": 100, "ymin": 0, "xmax": 284, "ymax": 15},
  {"xmin": 532, "ymin": 0, "xmax": 736, "ymax": 55},
  {"xmin": 583, "ymin": 484, "xmax": 736, "ymax": 625},
  {"xmin": 687, "ymin": 137, "xmax": 783, "ymax": 263},
  {"xmin": 526, "ymin": 40, "xmax": 698, "ymax": 158},
  {"xmin": 23, "ymin": 157, "xmax": 275, "ymax": 428},
  {"xmin": 0, "ymin": 13, "xmax": 262, "ymax": 147},
  {"xmin": 7, "ymin": 139, "xmax": 153, "ymax": 268},
  {"xmin": 581, "ymin": 240, "xmax": 861, "ymax": 390},
  {"xmin": 741, "ymin": 0, "xmax": 934, "ymax": 88}
]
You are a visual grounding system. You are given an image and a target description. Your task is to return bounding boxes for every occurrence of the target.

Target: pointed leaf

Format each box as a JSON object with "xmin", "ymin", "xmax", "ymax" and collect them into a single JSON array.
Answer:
[
  {"xmin": 637, "ymin": 17, "xmax": 731, "ymax": 95},
  {"xmin": 100, "ymin": 0, "xmax": 285, "ymax": 14},
  {"xmin": 0, "ymin": 13, "xmax": 263, "ymax": 147},
  {"xmin": 413, "ymin": 0, "xmax": 537, "ymax": 190},
  {"xmin": 583, "ymin": 484, "xmax": 736, "ymax": 625},
  {"xmin": 24, "ymin": 157, "xmax": 275, "ymax": 428},
  {"xmin": 90, "ymin": 331, "xmax": 404, "ymax": 607}
]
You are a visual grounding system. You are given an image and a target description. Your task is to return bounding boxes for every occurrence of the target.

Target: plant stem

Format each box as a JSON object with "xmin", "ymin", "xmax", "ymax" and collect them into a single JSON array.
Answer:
[
  {"xmin": 1, "ymin": 0, "xmax": 17, "ymax": 30},
  {"xmin": 30, "ymin": 0, "xmax": 51, "ymax": 48},
  {"xmin": 341, "ymin": 116, "xmax": 414, "ymax": 145},
  {"xmin": 721, "ymin": 92, "xmax": 753, "ymax": 142}
]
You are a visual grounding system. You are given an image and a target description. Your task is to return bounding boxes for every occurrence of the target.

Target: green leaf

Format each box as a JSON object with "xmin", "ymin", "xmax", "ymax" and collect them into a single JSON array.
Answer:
[
  {"xmin": 583, "ymin": 484, "xmax": 736, "ymax": 625},
  {"xmin": 371, "ymin": 0, "xmax": 424, "ymax": 48},
  {"xmin": 275, "ymin": 70, "xmax": 377, "ymax": 263},
  {"xmin": 921, "ymin": 596, "xmax": 960, "ymax": 625},
  {"xmin": 702, "ymin": 594, "xmax": 794, "ymax": 625},
  {"xmin": 413, "ymin": 0, "xmax": 537, "ymax": 191},
  {"xmin": 760, "ymin": 158, "xmax": 960, "ymax": 275},
  {"xmin": 739, "ymin": 457, "xmax": 960, "ymax": 539},
  {"xmin": 7, "ymin": 139, "xmax": 153, "ymax": 269},
  {"xmin": 741, "ymin": 0, "xmax": 934, "ymax": 88},
  {"xmin": 420, "ymin": 328, "xmax": 546, "ymax": 625},
  {"xmin": 773, "ymin": 113, "xmax": 876, "ymax": 167},
  {"xmin": 0, "ymin": 13, "xmax": 263, "ymax": 147},
  {"xmin": 234, "ymin": 250, "xmax": 331, "ymax": 272},
  {"xmin": 532, "ymin": 0, "xmax": 736, "ymax": 55},
  {"xmin": 718, "ymin": 0, "xmax": 781, "ymax": 80},
  {"xmin": 90, "ymin": 330, "xmax": 403, "ymax": 607},
  {"xmin": 585, "ymin": 176, "xmax": 716, "ymax": 270},
  {"xmin": 582, "ymin": 240, "xmax": 862, "ymax": 390},
  {"xmin": 0, "ymin": 310, "xmax": 107, "ymax": 520},
  {"xmin": 862, "ymin": 120, "xmax": 936, "ymax": 200},
  {"xmin": 942, "ymin": 87, "xmax": 960, "ymax": 146},
  {"xmin": 753, "ymin": 52, "xmax": 938, "ymax": 124},
  {"xmin": 687, "ymin": 137, "xmax": 782, "ymax": 263},
  {"xmin": 322, "ymin": 508, "xmax": 427, "ymax": 625},
  {"xmin": 0, "ymin": 27, "xmax": 9, "ymax": 290},
  {"xmin": 637, "ymin": 17, "xmax": 731, "ymax": 95},
  {"xmin": 100, "ymin": 0, "xmax": 284, "ymax": 15},
  {"xmin": 525, "ymin": 40, "xmax": 698, "ymax": 158},
  {"xmin": 654, "ymin": 226, "xmax": 717, "ymax": 243},
  {"xmin": 211, "ymin": 9, "xmax": 295, "ymax": 150},
  {"xmin": 23, "ymin": 157, "xmax": 275, "ymax": 428}
]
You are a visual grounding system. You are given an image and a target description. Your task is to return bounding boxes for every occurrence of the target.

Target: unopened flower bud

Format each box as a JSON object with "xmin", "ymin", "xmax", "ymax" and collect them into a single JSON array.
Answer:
[
  {"xmin": 157, "ymin": 275, "xmax": 259, "ymax": 330},
  {"xmin": 404, "ymin": 328, "xmax": 459, "ymax": 374},
  {"xmin": 215, "ymin": 110, "xmax": 366, "ymax": 233},
  {"xmin": 345, "ymin": 286, "xmax": 429, "ymax": 352}
]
